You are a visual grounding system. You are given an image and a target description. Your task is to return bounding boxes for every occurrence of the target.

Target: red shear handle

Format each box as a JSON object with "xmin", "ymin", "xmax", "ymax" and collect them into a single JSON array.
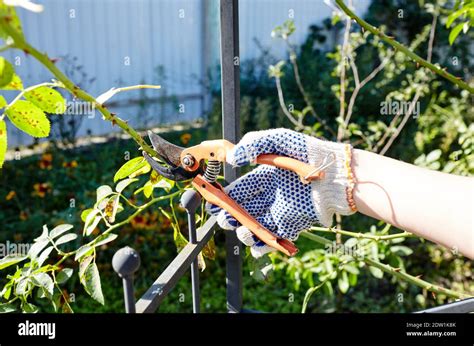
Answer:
[
  {"xmin": 192, "ymin": 175, "xmax": 298, "ymax": 256},
  {"xmin": 181, "ymin": 140, "xmax": 323, "ymax": 183},
  {"xmin": 255, "ymin": 154, "xmax": 324, "ymax": 183}
]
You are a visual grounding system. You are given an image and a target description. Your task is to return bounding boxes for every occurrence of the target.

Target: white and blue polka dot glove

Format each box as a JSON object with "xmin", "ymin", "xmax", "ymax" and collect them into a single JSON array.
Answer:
[{"xmin": 207, "ymin": 128, "xmax": 357, "ymax": 258}]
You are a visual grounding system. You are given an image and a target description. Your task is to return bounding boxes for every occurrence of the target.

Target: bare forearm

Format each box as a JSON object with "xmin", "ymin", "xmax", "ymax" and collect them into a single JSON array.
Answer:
[{"xmin": 352, "ymin": 149, "xmax": 474, "ymax": 259}]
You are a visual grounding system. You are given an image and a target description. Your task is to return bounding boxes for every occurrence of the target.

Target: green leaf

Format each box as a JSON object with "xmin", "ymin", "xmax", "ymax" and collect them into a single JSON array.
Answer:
[
  {"xmin": 5, "ymin": 100, "xmax": 50, "ymax": 137},
  {"xmin": 0, "ymin": 303, "xmax": 16, "ymax": 313},
  {"xmin": 2, "ymin": 73, "xmax": 23, "ymax": 90},
  {"xmin": 390, "ymin": 245, "xmax": 413, "ymax": 256},
  {"xmin": 0, "ymin": 119, "xmax": 7, "ymax": 168},
  {"xmin": 35, "ymin": 225, "xmax": 49, "ymax": 241},
  {"xmin": 15, "ymin": 277, "xmax": 30, "ymax": 295},
  {"xmin": 24, "ymin": 86, "xmax": 66, "ymax": 114},
  {"xmin": 80, "ymin": 208, "xmax": 94, "ymax": 222},
  {"xmin": 143, "ymin": 181, "xmax": 153, "ymax": 198},
  {"xmin": 31, "ymin": 272, "xmax": 54, "ymax": 298},
  {"xmin": 114, "ymin": 157, "xmax": 148, "ymax": 182},
  {"xmin": 338, "ymin": 271, "xmax": 349, "ymax": 293},
  {"xmin": 79, "ymin": 255, "xmax": 94, "ymax": 278},
  {"xmin": 0, "ymin": 57, "xmax": 14, "ymax": 88},
  {"xmin": 449, "ymin": 22, "xmax": 465, "ymax": 45},
  {"xmin": 93, "ymin": 233, "xmax": 118, "ymax": 248},
  {"xmin": 0, "ymin": 254, "xmax": 27, "ymax": 270},
  {"xmin": 36, "ymin": 246, "xmax": 54, "ymax": 267},
  {"xmin": 74, "ymin": 245, "xmax": 93, "ymax": 261},
  {"xmin": 21, "ymin": 302, "xmax": 38, "ymax": 313},
  {"xmin": 0, "ymin": 3, "xmax": 24, "ymax": 40},
  {"xmin": 115, "ymin": 178, "xmax": 138, "ymax": 193},
  {"xmin": 369, "ymin": 266, "xmax": 384, "ymax": 279},
  {"xmin": 49, "ymin": 224, "xmax": 74, "ymax": 239},
  {"xmin": 28, "ymin": 239, "xmax": 49, "ymax": 259},
  {"xmin": 96, "ymin": 185, "xmax": 113, "ymax": 203},
  {"xmin": 0, "ymin": 95, "xmax": 6, "ymax": 108},
  {"xmin": 81, "ymin": 262, "xmax": 104, "ymax": 305},
  {"xmin": 56, "ymin": 268, "xmax": 73, "ymax": 284},
  {"xmin": 55, "ymin": 233, "xmax": 78, "ymax": 246},
  {"xmin": 83, "ymin": 209, "xmax": 101, "ymax": 236}
]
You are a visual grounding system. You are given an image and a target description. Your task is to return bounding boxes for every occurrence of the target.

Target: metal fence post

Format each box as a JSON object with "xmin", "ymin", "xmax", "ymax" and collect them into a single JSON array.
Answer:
[
  {"xmin": 112, "ymin": 246, "xmax": 141, "ymax": 313},
  {"xmin": 181, "ymin": 189, "xmax": 202, "ymax": 313},
  {"xmin": 219, "ymin": 0, "xmax": 243, "ymax": 313}
]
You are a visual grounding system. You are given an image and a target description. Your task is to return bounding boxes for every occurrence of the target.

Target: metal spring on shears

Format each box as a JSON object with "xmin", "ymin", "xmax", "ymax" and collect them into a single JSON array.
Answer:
[{"xmin": 203, "ymin": 160, "xmax": 221, "ymax": 183}]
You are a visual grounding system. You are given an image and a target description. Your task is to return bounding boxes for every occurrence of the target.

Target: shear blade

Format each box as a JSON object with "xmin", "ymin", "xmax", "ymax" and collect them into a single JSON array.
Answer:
[
  {"xmin": 147, "ymin": 130, "xmax": 184, "ymax": 167},
  {"xmin": 143, "ymin": 152, "xmax": 197, "ymax": 181}
]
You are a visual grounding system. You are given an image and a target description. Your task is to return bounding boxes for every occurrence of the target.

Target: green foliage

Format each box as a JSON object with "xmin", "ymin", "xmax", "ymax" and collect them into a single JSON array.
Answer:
[
  {"xmin": 24, "ymin": 86, "xmax": 66, "ymax": 114},
  {"xmin": 446, "ymin": 0, "xmax": 473, "ymax": 44},
  {"xmin": 5, "ymin": 100, "xmax": 50, "ymax": 137},
  {"xmin": 0, "ymin": 119, "xmax": 6, "ymax": 167},
  {"xmin": 0, "ymin": 57, "xmax": 14, "ymax": 87}
]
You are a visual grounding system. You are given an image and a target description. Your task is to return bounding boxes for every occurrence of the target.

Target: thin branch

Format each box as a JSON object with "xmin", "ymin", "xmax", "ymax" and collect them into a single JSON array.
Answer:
[
  {"xmin": 310, "ymin": 226, "xmax": 415, "ymax": 241},
  {"xmin": 275, "ymin": 76, "xmax": 305, "ymax": 130},
  {"xmin": 300, "ymin": 231, "xmax": 471, "ymax": 299},
  {"xmin": 334, "ymin": 0, "xmax": 473, "ymax": 93},
  {"xmin": 378, "ymin": 13, "xmax": 438, "ymax": 156},
  {"xmin": 379, "ymin": 90, "xmax": 422, "ymax": 155},
  {"xmin": 337, "ymin": 1, "xmax": 353, "ymax": 141},
  {"xmin": 285, "ymin": 41, "xmax": 337, "ymax": 138},
  {"xmin": 344, "ymin": 51, "xmax": 393, "ymax": 129},
  {"xmin": 0, "ymin": 18, "xmax": 157, "ymax": 157}
]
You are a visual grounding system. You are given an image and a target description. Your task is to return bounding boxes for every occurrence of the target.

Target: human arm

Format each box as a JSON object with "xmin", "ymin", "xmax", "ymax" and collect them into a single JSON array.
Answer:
[{"xmin": 352, "ymin": 149, "xmax": 474, "ymax": 259}]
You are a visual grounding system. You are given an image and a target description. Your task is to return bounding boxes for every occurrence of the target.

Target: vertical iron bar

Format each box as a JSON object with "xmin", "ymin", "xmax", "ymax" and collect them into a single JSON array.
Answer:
[
  {"xmin": 112, "ymin": 247, "xmax": 140, "ymax": 313},
  {"xmin": 181, "ymin": 190, "xmax": 202, "ymax": 313},
  {"xmin": 122, "ymin": 278, "xmax": 136, "ymax": 313},
  {"xmin": 219, "ymin": 0, "xmax": 242, "ymax": 313}
]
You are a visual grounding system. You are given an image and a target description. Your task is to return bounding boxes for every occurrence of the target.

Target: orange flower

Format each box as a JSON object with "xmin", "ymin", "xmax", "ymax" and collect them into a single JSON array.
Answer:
[
  {"xmin": 13, "ymin": 233, "xmax": 23, "ymax": 242},
  {"xmin": 33, "ymin": 183, "xmax": 51, "ymax": 198},
  {"xmin": 39, "ymin": 153, "xmax": 53, "ymax": 170},
  {"xmin": 19, "ymin": 211, "xmax": 29, "ymax": 221},
  {"xmin": 131, "ymin": 212, "xmax": 157, "ymax": 230},
  {"xmin": 5, "ymin": 190, "xmax": 16, "ymax": 201},
  {"xmin": 62, "ymin": 160, "xmax": 78, "ymax": 168},
  {"xmin": 180, "ymin": 133, "xmax": 192, "ymax": 145}
]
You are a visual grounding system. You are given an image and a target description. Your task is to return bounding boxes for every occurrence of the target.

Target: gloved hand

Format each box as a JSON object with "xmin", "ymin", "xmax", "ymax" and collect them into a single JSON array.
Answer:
[{"xmin": 206, "ymin": 128, "xmax": 357, "ymax": 258}]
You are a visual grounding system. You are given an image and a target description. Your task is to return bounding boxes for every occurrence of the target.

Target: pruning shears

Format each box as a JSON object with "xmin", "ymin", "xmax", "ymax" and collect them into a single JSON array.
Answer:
[{"xmin": 143, "ymin": 131, "xmax": 326, "ymax": 256}]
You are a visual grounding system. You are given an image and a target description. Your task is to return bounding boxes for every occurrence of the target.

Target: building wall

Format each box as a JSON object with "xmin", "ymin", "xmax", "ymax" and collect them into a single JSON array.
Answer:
[{"xmin": 2, "ymin": 0, "xmax": 370, "ymax": 146}]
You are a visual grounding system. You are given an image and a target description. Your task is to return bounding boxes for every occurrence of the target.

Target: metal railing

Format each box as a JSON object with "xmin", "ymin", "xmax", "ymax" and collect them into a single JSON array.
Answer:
[{"xmin": 112, "ymin": 0, "xmax": 242, "ymax": 314}]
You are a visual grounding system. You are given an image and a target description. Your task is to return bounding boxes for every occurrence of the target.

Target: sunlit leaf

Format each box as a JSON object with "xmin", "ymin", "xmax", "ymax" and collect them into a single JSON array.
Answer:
[
  {"xmin": 0, "ymin": 254, "xmax": 27, "ymax": 270},
  {"xmin": 56, "ymin": 268, "xmax": 73, "ymax": 284},
  {"xmin": 5, "ymin": 100, "xmax": 50, "ymax": 137},
  {"xmin": 0, "ymin": 119, "xmax": 6, "ymax": 168},
  {"xmin": 114, "ymin": 157, "xmax": 148, "ymax": 182},
  {"xmin": 49, "ymin": 224, "xmax": 73, "ymax": 239},
  {"xmin": 24, "ymin": 86, "xmax": 66, "ymax": 114},
  {"xmin": 81, "ymin": 262, "xmax": 104, "ymax": 305},
  {"xmin": 55, "ymin": 233, "xmax": 78, "ymax": 246},
  {"xmin": 0, "ymin": 57, "xmax": 14, "ymax": 87}
]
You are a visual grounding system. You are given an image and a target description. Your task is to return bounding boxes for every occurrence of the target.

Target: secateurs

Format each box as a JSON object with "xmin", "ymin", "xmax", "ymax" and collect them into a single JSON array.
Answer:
[{"xmin": 142, "ymin": 131, "xmax": 327, "ymax": 256}]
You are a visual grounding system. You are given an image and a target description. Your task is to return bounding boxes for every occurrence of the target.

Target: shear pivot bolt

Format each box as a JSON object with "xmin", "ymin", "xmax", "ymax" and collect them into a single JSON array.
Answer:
[{"xmin": 182, "ymin": 155, "xmax": 195, "ymax": 167}]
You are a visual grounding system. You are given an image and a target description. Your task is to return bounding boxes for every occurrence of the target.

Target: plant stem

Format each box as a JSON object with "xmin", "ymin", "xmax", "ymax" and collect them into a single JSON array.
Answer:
[
  {"xmin": 310, "ymin": 226, "xmax": 414, "ymax": 241},
  {"xmin": 300, "ymin": 231, "xmax": 471, "ymax": 299},
  {"xmin": 334, "ymin": 0, "xmax": 474, "ymax": 93},
  {"xmin": 0, "ymin": 19, "xmax": 157, "ymax": 157},
  {"xmin": 53, "ymin": 191, "xmax": 180, "ymax": 267}
]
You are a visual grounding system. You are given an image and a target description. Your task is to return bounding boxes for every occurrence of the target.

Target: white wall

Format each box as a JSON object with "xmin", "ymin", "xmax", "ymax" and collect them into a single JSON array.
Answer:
[{"xmin": 1, "ymin": 0, "xmax": 370, "ymax": 146}]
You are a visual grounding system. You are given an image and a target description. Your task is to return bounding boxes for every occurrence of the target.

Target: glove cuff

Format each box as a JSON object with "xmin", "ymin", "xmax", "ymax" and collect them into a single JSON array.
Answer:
[{"xmin": 306, "ymin": 138, "xmax": 357, "ymax": 227}]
